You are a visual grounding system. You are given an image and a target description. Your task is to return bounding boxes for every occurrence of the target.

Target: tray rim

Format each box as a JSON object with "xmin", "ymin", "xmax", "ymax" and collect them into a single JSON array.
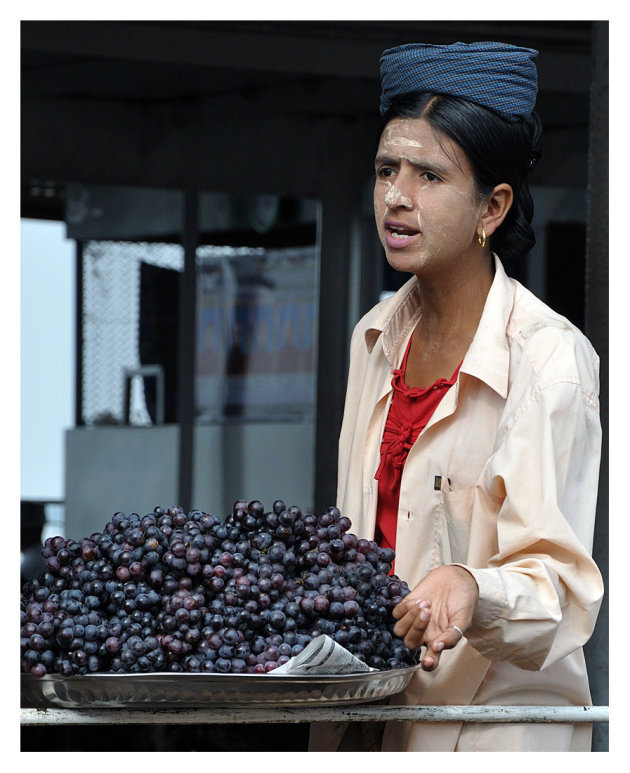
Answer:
[
  {"xmin": 21, "ymin": 663, "xmax": 419, "ymax": 686},
  {"xmin": 21, "ymin": 664, "xmax": 421, "ymax": 709}
]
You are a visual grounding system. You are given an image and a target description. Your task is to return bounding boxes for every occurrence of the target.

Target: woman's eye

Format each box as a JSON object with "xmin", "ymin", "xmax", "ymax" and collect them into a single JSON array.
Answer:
[
  {"xmin": 376, "ymin": 167, "xmax": 395, "ymax": 178},
  {"xmin": 422, "ymin": 171, "xmax": 440, "ymax": 183}
]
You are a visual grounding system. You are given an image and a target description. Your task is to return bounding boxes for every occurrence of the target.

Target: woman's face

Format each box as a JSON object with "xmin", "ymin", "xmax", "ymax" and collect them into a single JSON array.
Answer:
[{"xmin": 374, "ymin": 117, "xmax": 485, "ymax": 278}]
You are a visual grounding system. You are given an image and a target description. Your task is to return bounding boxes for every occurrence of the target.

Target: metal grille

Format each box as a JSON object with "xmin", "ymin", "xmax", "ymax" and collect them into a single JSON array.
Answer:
[{"xmin": 80, "ymin": 241, "xmax": 183, "ymax": 426}]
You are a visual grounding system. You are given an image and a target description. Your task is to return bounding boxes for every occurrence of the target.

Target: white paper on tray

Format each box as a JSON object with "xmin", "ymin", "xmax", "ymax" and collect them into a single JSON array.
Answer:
[{"xmin": 272, "ymin": 634, "xmax": 377, "ymax": 675}]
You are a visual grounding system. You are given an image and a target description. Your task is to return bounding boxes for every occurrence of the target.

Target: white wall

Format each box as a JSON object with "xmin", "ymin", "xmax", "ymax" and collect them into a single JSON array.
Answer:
[
  {"xmin": 20, "ymin": 220, "xmax": 75, "ymax": 501},
  {"xmin": 65, "ymin": 422, "xmax": 315, "ymax": 539}
]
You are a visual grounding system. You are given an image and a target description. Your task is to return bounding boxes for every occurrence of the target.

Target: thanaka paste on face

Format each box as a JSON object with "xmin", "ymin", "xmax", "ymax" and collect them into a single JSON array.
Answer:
[
  {"xmin": 374, "ymin": 117, "xmax": 489, "ymax": 278},
  {"xmin": 384, "ymin": 181, "xmax": 412, "ymax": 209},
  {"xmin": 381, "ymin": 120, "xmax": 426, "ymax": 150}
]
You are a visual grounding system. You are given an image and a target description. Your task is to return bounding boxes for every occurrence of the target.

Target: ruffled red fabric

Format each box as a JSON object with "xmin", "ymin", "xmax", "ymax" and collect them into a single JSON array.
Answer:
[{"xmin": 374, "ymin": 340, "xmax": 461, "ymax": 552}]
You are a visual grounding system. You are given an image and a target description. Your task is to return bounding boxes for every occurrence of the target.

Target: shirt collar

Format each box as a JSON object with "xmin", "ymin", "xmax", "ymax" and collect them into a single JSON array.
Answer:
[
  {"xmin": 364, "ymin": 255, "xmax": 513, "ymax": 398},
  {"xmin": 364, "ymin": 276, "xmax": 421, "ymax": 365}
]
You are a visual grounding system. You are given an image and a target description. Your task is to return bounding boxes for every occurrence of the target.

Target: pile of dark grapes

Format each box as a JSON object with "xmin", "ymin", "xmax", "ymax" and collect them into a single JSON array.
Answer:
[{"xmin": 21, "ymin": 501, "xmax": 420, "ymax": 678}]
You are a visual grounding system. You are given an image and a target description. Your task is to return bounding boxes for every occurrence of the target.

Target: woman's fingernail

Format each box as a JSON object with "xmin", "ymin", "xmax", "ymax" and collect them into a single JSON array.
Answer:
[
  {"xmin": 434, "ymin": 641, "xmax": 444, "ymax": 652},
  {"xmin": 419, "ymin": 610, "xmax": 429, "ymax": 621}
]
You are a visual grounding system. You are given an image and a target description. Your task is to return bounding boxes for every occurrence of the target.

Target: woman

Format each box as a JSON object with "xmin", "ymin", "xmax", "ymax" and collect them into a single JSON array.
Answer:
[{"xmin": 317, "ymin": 42, "xmax": 604, "ymax": 752}]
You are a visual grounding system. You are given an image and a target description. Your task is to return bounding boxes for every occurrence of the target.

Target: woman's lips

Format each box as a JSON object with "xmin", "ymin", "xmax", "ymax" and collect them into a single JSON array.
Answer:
[{"xmin": 384, "ymin": 221, "xmax": 420, "ymax": 249}]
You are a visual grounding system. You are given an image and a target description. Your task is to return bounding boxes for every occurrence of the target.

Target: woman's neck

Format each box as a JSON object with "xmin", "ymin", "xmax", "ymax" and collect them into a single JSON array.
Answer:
[
  {"xmin": 415, "ymin": 253, "xmax": 494, "ymax": 338},
  {"xmin": 404, "ymin": 253, "xmax": 494, "ymax": 387}
]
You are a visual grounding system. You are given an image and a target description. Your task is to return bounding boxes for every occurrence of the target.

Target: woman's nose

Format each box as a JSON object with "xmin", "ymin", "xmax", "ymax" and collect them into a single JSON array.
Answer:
[{"xmin": 384, "ymin": 181, "xmax": 413, "ymax": 209}]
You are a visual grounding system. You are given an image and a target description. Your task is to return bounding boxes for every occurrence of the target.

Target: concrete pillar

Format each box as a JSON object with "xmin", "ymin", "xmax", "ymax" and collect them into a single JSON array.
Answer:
[
  {"xmin": 177, "ymin": 190, "xmax": 199, "ymax": 512},
  {"xmin": 313, "ymin": 118, "xmax": 372, "ymax": 514}
]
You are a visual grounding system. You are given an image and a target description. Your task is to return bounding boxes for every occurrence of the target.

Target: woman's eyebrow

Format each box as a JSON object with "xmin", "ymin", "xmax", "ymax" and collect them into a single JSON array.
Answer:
[
  {"xmin": 374, "ymin": 153, "xmax": 451, "ymax": 177},
  {"xmin": 374, "ymin": 154, "xmax": 398, "ymax": 169}
]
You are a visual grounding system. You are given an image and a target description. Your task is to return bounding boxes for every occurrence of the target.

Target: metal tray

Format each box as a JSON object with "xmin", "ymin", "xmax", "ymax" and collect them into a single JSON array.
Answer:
[{"xmin": 21, "ymin": 666, "xmax": 420, "ymax": 709}]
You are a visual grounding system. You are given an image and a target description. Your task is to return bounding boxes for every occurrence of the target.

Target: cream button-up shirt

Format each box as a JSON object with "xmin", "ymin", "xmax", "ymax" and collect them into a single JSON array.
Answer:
[{"xmin": 335, "ymin": 256, "xmax": 604, "ymax": 751}]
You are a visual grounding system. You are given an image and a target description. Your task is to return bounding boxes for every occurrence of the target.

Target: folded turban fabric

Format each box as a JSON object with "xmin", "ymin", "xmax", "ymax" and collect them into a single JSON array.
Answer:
[{"xmin": 379, "ymin": 41, "xmax": 539, "ymax": 122}]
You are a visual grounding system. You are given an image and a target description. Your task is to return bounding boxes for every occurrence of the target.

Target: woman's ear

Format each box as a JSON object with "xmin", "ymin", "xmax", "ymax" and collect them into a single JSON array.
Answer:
[{"xmin": 481, "ymin": 183, "xmax": 514, "ymax": 237}]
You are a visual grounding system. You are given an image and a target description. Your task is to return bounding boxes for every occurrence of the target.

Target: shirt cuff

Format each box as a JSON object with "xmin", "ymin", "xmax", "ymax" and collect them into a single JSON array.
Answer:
[
  {"xmin": 449, "ymin": 563, "xmax": 548, "ymax": 669},
  {"xmin": 451, "ymin": 563, "xmax": 507, "ymax": 628}
]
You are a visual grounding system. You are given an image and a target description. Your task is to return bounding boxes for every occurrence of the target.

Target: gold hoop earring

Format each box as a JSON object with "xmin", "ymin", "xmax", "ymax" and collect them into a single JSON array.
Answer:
[{"xmin": 477, "ymin": 228, "xmax": 486, "ymax": 248}]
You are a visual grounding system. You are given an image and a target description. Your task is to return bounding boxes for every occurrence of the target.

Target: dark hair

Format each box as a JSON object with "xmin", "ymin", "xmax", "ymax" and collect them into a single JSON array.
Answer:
[{"xmin": 380, "ymin": 92, "xmax": 543, "ymax": 260}]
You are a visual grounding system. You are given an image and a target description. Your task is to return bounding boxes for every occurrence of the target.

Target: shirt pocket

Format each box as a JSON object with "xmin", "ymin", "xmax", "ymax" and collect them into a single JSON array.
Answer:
[
  {"xmin": 437, "ymin": 477, "xmax": 475, "ymax": 566},
  {"xmin": 436, "ymin": 476, "xmax": 503, "ymax": 567}
]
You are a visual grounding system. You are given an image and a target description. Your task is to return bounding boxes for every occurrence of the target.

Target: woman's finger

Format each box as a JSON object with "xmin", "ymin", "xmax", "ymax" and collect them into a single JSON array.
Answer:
[
  {"xmin": 393, "ymin": 602, "xmax": 432, "ymax": 649},
  {"xmin": 421, "ymin": 642, "xmax": 442, "ymax": 671},
  {"xmin": 421, "ymin": 623, "xmax": 466, "ymax": 670},
  {"xmin": 392, "ymin": 596, "xmax": 431, "ymax": 620},
  {"xmin": 433, "ymin": 624, "xmax": 466, "ymax": 651}
]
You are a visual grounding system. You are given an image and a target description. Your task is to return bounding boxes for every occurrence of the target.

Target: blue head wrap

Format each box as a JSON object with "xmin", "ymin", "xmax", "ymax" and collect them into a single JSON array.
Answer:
[{"xmin": 379, "ymin": 41, "xmax": 539, "ymax": 122}]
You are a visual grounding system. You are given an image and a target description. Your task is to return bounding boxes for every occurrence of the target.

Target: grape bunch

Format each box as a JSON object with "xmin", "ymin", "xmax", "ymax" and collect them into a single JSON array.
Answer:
[{"xmin": 21, "ymin": 501, "xmax": 420, "ymax": 678}]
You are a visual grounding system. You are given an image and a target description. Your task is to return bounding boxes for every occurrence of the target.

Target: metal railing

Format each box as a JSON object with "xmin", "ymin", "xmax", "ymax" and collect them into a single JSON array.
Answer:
[{"xmin": 21, "ymin": 704, "xmax": 609, "ymax": 726}]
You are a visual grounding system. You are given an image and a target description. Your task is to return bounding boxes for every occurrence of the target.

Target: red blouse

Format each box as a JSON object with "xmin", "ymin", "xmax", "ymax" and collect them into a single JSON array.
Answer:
[{"xmin": 374, "ymin": 339, "xmax": 462, "ymax": 552}]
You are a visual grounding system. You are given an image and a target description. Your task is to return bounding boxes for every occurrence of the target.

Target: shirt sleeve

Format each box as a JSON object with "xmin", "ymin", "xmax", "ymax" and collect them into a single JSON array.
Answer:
[{"xmin": 458, "ymin": 374, "xmax": 604, "ymax": 671}]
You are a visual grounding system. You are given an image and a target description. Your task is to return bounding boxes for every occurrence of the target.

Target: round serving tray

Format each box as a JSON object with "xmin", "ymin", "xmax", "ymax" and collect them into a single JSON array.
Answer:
[{"xmin": 22, "ymin": 665, "xmax": 421, "ymax": 709}]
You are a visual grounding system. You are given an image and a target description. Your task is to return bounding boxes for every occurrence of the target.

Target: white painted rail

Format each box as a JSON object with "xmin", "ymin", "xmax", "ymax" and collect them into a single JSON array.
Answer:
[{"xmin": 21, "ymin": 704, "xmax": 609, "ymax": 726}]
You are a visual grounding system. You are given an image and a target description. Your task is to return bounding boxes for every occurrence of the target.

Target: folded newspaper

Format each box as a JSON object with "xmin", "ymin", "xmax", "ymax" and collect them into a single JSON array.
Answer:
[{"xmin": 272, "ymin": 634, "xmax": 377, "ymax": 675}]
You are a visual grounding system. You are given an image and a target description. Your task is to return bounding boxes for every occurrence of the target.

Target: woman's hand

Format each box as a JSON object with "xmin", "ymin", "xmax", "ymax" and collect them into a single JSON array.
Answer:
[{"xmin": 392, "ymin": 565, "xmax": 479, "ymax": 671}]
